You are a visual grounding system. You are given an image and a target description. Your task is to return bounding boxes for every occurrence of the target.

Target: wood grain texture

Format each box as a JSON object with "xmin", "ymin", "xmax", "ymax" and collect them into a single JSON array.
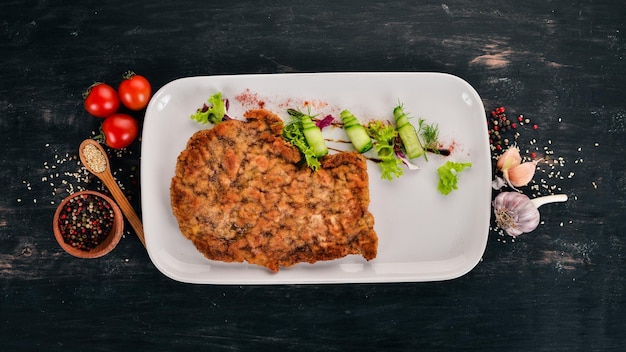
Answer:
[{"xmin": 1, "ymin": 0, "xmax": 625, "ymax": 350}]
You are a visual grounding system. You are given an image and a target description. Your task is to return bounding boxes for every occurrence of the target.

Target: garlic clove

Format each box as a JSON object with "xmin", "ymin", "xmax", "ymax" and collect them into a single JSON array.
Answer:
[
  {"xmin": 496, "ymin": 146, "xmax": 522, "ymax": 171},
  {"xmin": 505, "ymin": 161, "xmax": 537, "ymax": 187}
]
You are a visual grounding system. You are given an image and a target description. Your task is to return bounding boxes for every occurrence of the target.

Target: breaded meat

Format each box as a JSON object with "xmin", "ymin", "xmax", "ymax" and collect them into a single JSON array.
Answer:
[{"xmin": 170, "ymin": 109, "xmax": 377, "ymax": 272}]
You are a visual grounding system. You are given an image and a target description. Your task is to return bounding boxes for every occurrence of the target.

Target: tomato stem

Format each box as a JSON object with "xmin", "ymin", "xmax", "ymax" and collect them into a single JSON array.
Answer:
[
  {"xmin": 122, "ymin": 70, "xmax": 136, "ymax": 80},
  {"xmin": 92, "ymin": 123, "xmax": 106, "ymax": 143},
  {"xmin": 82, "ymin": 82, "xmax": 102, "ymax": 100}
]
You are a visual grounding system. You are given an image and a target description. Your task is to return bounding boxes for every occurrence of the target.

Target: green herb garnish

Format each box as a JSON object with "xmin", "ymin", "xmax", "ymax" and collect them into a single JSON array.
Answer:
[
  {"xmin": 437, "ymin": 161, "xmax": 472, "ymax": 195},
  {"xmin": 190, "ymin": 92, "xmax": 226, "ymax": 124},
  {"xmin": 420, "ymin": 120, "xmax": 440, "ymax": 150},
  {"xmin": 367, "ymin": 120, "xmax": 403, "ymax": 181}
]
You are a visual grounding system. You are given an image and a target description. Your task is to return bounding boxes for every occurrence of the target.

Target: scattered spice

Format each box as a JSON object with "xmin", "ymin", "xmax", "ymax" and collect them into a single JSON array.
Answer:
[
  {"xmin": 487, "ymin": 106, "xmax": 538, "ymax": 151},
  {"xmin": 234, "ymin": 88, "xmax": 266, "ymax": 109},
  {"xmin": 235, "ymin": 88, "xmax": 330, "ymax": 112},
  {"xmin": 28, "ymin": 141, "xmax": 138, "ymax": 240},
  {"xmin": 487, "ymin": 105, "xmax": 574, "ymax": 241},
  {"xmin": 58, "ymin": 193, "xmax": 115, "ymax": 251},
  {"xmin": 83, "ymin": 144, "xmax": 106, "ymax": 173}
]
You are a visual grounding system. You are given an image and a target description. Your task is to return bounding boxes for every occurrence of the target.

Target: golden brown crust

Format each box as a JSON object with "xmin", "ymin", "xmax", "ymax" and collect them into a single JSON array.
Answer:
[{"xmin": 170, "ymin": 109, "xmax": 377, "ymax": 271}]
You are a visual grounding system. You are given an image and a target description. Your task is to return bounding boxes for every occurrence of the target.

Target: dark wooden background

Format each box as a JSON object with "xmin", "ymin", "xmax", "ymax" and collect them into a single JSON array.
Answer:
[{"xmin": 1, "ymin": 0, "xmax": 625, "ymax": 350}]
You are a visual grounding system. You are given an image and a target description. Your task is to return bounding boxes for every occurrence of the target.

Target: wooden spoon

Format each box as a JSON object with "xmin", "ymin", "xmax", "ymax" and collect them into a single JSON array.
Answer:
[{"xmin": 78, "ymin": 139, "xmax": 146, "ymax": 247}]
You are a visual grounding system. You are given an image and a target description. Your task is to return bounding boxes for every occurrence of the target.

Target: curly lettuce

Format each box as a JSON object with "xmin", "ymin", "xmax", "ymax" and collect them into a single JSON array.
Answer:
[
  {"xmin": 190, "ymin": 92, "xmax": 227, "ymax": 124},
  {"xmin": 282, "ymin": 116, "xmax": 322, "ymax": 171},
  {"xmin": 437, "ymin": 161, "xmax": 472, "ymax": 195},
  {"xmin": 367, "ymin": 120, "xmax": 403, "ymax": 181}
]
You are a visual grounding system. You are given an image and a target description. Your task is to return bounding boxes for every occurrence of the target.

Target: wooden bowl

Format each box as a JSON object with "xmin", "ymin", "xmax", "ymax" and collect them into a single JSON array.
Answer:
[{"xmin": 53, "ymin": 190, "xmax": 124, "ymax": 258}]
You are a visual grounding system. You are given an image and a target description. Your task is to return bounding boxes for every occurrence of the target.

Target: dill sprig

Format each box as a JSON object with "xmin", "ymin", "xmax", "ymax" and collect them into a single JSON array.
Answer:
[{"xmin": 419, "ymin": 120, "xmax": 440, "ymax": 150}]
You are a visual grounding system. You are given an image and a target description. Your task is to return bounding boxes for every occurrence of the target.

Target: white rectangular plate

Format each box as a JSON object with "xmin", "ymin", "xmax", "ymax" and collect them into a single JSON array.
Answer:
[{"xmin": 141, "ymin": 72, "xmax": 491, "ymax": 284}]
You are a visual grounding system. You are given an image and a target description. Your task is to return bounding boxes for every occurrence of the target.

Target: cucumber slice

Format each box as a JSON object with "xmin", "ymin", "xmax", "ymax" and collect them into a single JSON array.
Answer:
[
  {"xmin": 346, "ymin": 125, "xmax": 374, "ymax": 153},
  {"xmin": 301, "ymin": 114, "xmax": 328, "ymax": 157},
  {"xmin": 393, "ymin": 105, "xmax": 424, "ymax": 159},
  {"xmin": 286, "ymin": 108, "xmax": 329, "ymax": 158},
  {"xmin": 340, "ymin": 110, "xmax": 373, "ymax": 153},
  {"xmin": 397, "ymin": 124, "xmax": 424, "ymax": 159},
  {"xmin": 303, "ymin": 126, "xmax": 328, "ymax": 157}
]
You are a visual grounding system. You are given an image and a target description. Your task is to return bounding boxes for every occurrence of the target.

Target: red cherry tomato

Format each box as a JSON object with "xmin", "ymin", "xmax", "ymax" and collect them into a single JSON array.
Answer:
[
  {"xmin": 101, "ymin": 113, "xmax": 139, "ymax": 149},
  {"xmin": 118, "ymin": 72, "xmax": 152, "ymax": 110},
  {"xmin": 84, "ymin": 83, "xmax": 120, "ymax": 118}
]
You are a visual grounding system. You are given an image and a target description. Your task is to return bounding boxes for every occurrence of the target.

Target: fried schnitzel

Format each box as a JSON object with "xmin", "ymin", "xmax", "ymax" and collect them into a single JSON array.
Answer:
[{"xmin": 170, "ymin": 109, "xmax": 377, "ymax": 272}]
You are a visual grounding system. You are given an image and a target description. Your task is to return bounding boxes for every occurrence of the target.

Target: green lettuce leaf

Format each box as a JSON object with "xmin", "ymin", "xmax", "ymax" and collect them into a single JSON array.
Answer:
[
  {"xmin": 190, "ymin": 92, "xmax": 226, "ymax": 124},
  {"xmin": 437, "ymin": 161, "xmax": 472, "ymax": 195},
  {"xmin": 282, "ymin": 117, "xmax": 322, "ymax": 171},
  {"xmin": 367, "ymin": 120, "xmax": 403, "ymax": 181}
]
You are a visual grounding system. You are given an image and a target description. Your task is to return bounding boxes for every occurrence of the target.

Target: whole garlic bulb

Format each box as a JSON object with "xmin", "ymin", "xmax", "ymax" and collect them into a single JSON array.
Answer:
[
  {"xmin": 493, "ymin": 192, "xmax": 568, "ymax": 237},
  {"xmin": 493, "ymin": 192, "xmax": 540, "ymax": 237}
]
